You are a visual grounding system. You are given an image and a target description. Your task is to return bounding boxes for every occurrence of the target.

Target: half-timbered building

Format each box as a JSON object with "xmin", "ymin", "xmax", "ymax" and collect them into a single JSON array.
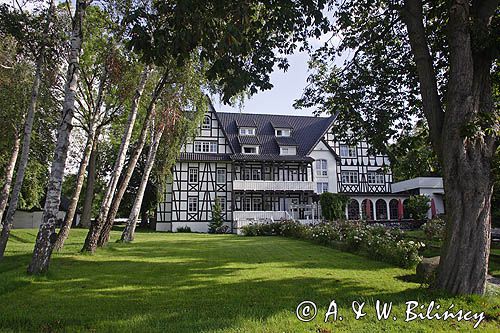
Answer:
[{"xmin": 156, "ymin": 101, "xmax": 411, "ymax": 233}]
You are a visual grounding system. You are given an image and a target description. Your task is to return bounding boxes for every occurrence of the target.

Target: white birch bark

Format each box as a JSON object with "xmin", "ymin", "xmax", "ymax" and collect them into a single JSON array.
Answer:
[
  {"xmin": 27, "ymin": 0, "xmax": 88, "ymax": 274},
  {"xmin": 0, "ymin": 135, "xmax": 21, "ymax": 224},
  {"xmin": 121, "ymin": 123, "xmax": 165, "ymax": 242},
  {"xmin": 82, "ymin": 66, "xmax": 150, "ymax": 252}
]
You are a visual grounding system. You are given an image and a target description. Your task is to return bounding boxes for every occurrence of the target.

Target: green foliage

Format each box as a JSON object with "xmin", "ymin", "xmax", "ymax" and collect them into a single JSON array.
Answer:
[
  {"xmin": 406, "ymin": 195, "xmax": 430, "ymax": 220},
  {"xmin": 319, "ymin": 192, "xmax": 349, "ymax": 221},
  {"xmin": 208, "ymin": 197, "xmax": 223, "ymax": 234},
  {"xmin": 421, "ymin": 218, "xmax": 446, "ymax": 241},
  {"xmin": 242, "ymin": 221, "xmax": 424, "ymax": 268},
  {"xmin": 125, "ymin": 0, "xmax": 329, "ymax": 102},
  {"xmin": 176, "ymin": 226, "xmax": 191, "ymax": 233}
]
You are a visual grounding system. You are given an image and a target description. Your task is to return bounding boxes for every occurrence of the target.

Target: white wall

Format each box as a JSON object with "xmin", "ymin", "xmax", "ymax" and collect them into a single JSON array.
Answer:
[
  {"xmin": 12, "ymin": 210, "xmax": 71, "ymax": 229},
  {"xmin": 309, "ymin": 140, "xmax": 338, "ymax": 193}
]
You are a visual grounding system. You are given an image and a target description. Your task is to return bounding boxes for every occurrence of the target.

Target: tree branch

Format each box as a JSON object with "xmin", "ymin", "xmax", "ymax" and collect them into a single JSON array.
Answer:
[{"xmin": 402, "ymin": 0, "xmax": 444, "ymax": 158}]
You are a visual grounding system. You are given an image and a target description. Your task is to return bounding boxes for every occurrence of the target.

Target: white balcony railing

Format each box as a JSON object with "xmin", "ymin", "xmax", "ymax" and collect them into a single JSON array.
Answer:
[
  {"xmin": 233, "ymin": 210, "xmax": 293, "ymax": 222},
  {"xmin": 233, "ymin": 180, "xmax": 315, "ymax": 192}
]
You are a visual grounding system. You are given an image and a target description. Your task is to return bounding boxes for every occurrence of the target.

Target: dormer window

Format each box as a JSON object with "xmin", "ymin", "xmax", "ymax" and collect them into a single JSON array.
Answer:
[
  {"xmin": 242, "ymin": 145, "xmax": 259, "ymax": 154},
  {"xmin": 275, "ymin": 128, "xmax": 291, "ymax": 137},
  {"xmin": 280, "ymin": 146, "xmax": 296, "ymax": 155},
  {"xmin": 239, "ymin": 127, "xmax": 256, "ymax": 136}
]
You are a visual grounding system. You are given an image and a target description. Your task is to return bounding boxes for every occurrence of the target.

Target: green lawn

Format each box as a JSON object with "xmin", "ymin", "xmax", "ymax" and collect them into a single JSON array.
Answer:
[{"xmin": 0, "ymin": 229, "xmax": 499, "ymax": 332}]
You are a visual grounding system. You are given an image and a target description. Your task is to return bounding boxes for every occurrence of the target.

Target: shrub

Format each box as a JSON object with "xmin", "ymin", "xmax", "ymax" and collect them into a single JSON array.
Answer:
[
  {"xmin": 319, "ymin": 193, "xmax": 349, "ymax": 221},
  {"xmin": 242, "ymin": 220, "xmax": 424, "ymax": 268},
  {"xmin": 407, "ymin": 195, "xmax": 431, "ymax": 220},
  {"xmin": 421, "ymin": 218, "xmax": 446, "ymax": 240},
  {"xmin": 208, "ymin": 197, "xmax": 223, "ymax": 234},
  {"xmin": 176, "ymin": 226, "xmax": 191, "ymax": 233}
]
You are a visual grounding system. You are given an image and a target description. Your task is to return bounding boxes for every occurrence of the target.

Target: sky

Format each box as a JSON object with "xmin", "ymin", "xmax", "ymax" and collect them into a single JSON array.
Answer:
[{"xmin": 214, "ymin": 51, "xmax": 317, "ymax": 117}]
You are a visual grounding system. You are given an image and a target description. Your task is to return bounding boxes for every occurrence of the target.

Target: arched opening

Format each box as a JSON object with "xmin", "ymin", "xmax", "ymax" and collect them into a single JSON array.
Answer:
[
  {"xmin": 376, "ymin": 199, "xmax": 387, "ymax": 220},
  {"xmin": 361, "ymin": 199, "xmax": 374, "ymax": 220},
  {"xmin": 347, "ymin": 199, "xmax": 360, "ymax": 220},
  {"xmin": 389, "ymin": 199, "xmax": 399, "ymax": 220},
  {"xmin": 403, "ymin": 199, "xmax": 410, "ymax": 219}
]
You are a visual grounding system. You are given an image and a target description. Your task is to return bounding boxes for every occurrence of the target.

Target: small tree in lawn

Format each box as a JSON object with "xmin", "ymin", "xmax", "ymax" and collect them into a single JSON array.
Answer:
[
  {"xmin": 407, "ymin": 195, "xmax": 430, "ymax": 220},
  {"xmin": 209, "ymin": 197, "xmax": 223, "ymax": 234}
]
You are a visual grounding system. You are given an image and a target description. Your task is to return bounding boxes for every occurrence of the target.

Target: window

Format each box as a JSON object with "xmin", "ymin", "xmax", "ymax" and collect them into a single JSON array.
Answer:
[
  {"xmin": 188, "ymin": 197, "xmax": 198, "ymax": 212},
  {"xmin": 244, "ymin": 198, "xmax": 252, "ymax": 211},
  {"xmin": 253, "ymin": 198, "xmax": 263, "ymax": 211},
  {"xmin": 341, "ymin": 171, "xmax": 358, "ymax": 184},
  {"xmin": 201, "ymin": 115, "xmax": 211, "ymax": 129},
  {"xmin": 188, "ymin": 168, "xmax": 198, "ymax": 183},
  {"xmin": 194, "ymin": 141, "xmax": 217, "ymax": 153},
  {"xmin": 243, "ymin": 168, "xmax": 251, "ymax": 180},
  {"xmin": 217, "ymin": 195, "xmax": 226, "ymax": 212},
  {"xmin": 252, "ymin": 169, "xmax": 261, "ymax": 180},
  {"xmin": 340, "ymin": 144, "xmax": 357, "ymax": 157},
  {"xmin": 367, "ymin": 172, "xmax": 385, "ymax": 184},
  {"xmin": 316, "ymin": 159, "xmax": 328, "ymax": 176},
  {"xmin": 280, "ymin": 146, "xmax": 296, "ymax": 155},
  {"xmin": 239, "ymin": 127, "xmax": 256, "ymax": 136},
  {"xmin": 317, "ymin": 182, "xmax": 329, "ymax": 193},
  {"xmin": 242, "ymin": 146, "xmax": 258, "ymax": 154},
  {"xmin": 216, "ymin": 169, "xmax": 226, "ymax": 184},
  {"xmin": 275, "ymin": 129, "xmax": 291, "ymax": 137}
]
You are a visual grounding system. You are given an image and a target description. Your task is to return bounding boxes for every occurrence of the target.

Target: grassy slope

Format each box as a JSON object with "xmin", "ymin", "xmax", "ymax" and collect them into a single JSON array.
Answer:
[{"xmin": 0, "ymin": 229, "xmax": 498, "ymax": 332}]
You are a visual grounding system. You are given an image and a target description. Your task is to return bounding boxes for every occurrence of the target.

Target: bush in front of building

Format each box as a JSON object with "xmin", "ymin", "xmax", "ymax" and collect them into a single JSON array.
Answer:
[
  {"xmin": 176, "ymin": 226, "xmax": 192, "ymax": 233},
  {"xmin": 406, "ymin": 195, "xmax": 431, "ymax": 220},
  {"xmin": 241, "ymin": 220, "xmax": 424, "ymax": 268},
  {"xmin": 319, "ymin": 192, "xmax": 349, "ymax": 221},
  {"xmin": 421, "ymin": 218, "xmax": 446, "ymax": 240}
]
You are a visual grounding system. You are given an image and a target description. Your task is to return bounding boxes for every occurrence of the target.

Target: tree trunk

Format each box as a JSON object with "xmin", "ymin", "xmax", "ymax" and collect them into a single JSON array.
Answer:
[
  {"xmin": 121, "ymin": 125, "xmax": 164, "ymax": 242},
  {"xmin": 80, "ymin": 129, "xmax": 99, "ymax": 228},
  {"xmin": 97, "ymin": 103, "xmax": 158, "ymax": 247},
  {"xmin": 0, "ymin": 51, "xmax": 45, "ymax": 259},
  {"xmin": 0, "ymin": 135, "xmax": 20, "ymax": 223},
  {"xmin": 81, "ymin": 66, "xmax": 150, "ymax": 253},
  {"xmin": 52, "ymin": 130, "xmax": 95, "ymax": 251},
  {"xmin": 27, "ymin": 0, "xmax": 87, "ymax": 275}
]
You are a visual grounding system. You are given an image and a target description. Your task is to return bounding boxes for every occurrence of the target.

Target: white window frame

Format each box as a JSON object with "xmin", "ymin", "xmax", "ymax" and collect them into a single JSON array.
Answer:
[
  {"xmin": 188, "ymin": 168, "xmax": 198, "ymax": 184},
  {"xmin": 280, "ymin": 146, "xmax": 296, "ymax": 155},
  {"xmin": 201, "ymin": 115, "xmax": 211, "ymax": 130},
  {"xmin": 188, "ymin": 197, "xmax": 198, "ymax": 212},
  {"xmin": 216, "ymin": 169, "xmax": 226, "ymax": 184},
  {"xmin": 239, "ymin": 127, "xmax": 256, "ymax": 136},
  {"xmin": 242, "ymin": 145, "xmax": 259, "ymax": 154},
  {"xmin": 194, "ymin": 141, "xmax": 217, "ymax": 153},
  {"xmin": 367, "ymin": 172, "xmax": 385, "ymax": 184},
  {"xmin": 316, "ymin": 159, "xmax": 328, "ymax": 176},
  {"xmin": 317, "ymin": 182, "xmax": 329, "ymax": 193},
  {"xmin": 340, "ymin": 144, "xmax": 357, "ymax": 158},
  {"xmin": 341, "ymin": 171, "xmax": 358, "ymax": 184},
  {"xmin": 275, "ymin": 128, "xmax": 291, "ymax": 137}
]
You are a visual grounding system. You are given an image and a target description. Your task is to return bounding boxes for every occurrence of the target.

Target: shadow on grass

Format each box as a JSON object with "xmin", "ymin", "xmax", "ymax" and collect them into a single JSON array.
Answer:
[{"xmin": 0, "ymin": 233, "xmax": 495, "ymax": 332}]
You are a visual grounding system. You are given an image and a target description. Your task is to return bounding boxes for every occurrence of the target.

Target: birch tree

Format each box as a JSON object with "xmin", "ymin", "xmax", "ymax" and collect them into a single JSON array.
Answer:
[{"xmin": 28, "ymin": 0, "xmax": 90, "ymax": 274}]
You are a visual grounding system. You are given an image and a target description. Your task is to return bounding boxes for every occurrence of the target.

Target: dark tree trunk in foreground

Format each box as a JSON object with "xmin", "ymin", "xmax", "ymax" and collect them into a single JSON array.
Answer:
[
  {"xmin": 52, "ymin": 130, "xmax": 96, "ymax": 251},
  {"xmin": 82, "ymin": 67, "xmax": 150, "ymax": 253},
  {"xmin": 121, "ymin": 124, "xmax": 164, "ymax": 242},
  {"xmin": 28, "ymin": 0, "xmax": 88, "ymax": 274},
  {"xmin": 97, "ymin": 103, "xmax": 158, "ymax": 247},
  {"xmin": 80, "ymin": 130, "xmax": 99, "ymax": 228},
  {"xmin": 0, "ymin": 135, "xmax": 20, "ymax": 224},
  {"xmin": 403, "ymin": 0, "xmax": 498, "ymax": 294}
]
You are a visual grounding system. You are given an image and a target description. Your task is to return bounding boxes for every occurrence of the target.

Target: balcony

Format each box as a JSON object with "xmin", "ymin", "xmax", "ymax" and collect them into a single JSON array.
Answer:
[{"xmin": 233, "ymin": 180, "xmax": 315, "ymax": 192}]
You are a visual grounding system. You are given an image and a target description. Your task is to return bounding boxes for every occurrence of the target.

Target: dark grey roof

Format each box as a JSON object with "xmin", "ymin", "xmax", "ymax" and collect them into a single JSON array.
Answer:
[
  {"xmin": 270, "ymin": 119, "xmax": 292, "ymax": 129},
  {"xmin": 178, "ymin": 153, "xmax": 231, "ymax": 161},
  {"xmin": 275, "ymin": 136, "xmax": 298, "ymax": 146},
  {"xmin": 230, "ymin": 154, "xmax": 314, "ymax": 162},
  {"xmin": 217, "ymin": 112, "xmax": 336, "ymax": 157},
  {"xmin": 235, "ymin": 118, "xmax": 257, "ymax": 127},
  {"xmin": 238, "ymin": 136, "xmax": 260, "ymax": 145}
]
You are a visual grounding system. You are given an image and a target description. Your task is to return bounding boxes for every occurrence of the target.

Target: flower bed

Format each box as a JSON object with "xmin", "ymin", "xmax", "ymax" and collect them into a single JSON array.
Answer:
[{"xmin": 241, "ymin": 220, "xmax": 424, "ymax": 268}]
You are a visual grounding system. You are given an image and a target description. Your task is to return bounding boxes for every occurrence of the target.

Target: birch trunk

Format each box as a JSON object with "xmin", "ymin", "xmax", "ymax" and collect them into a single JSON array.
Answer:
[
  {"xmin": 27, "ymin": 0, "xmax": 88, "ymax": 274},
  {"xmin": 80, "ymin": 129, "xmax": 99, "ymax": 228},
  {"xmin": 0, "ymin": 53, "xmax": 45, "ymax": 259},
  {"xmin": 121, "ymin": 125, "xmax": 164, "ymax": 242},
  {"xmin": 52, "ymin": 130, "xmax": 95, "ymax": 251},
  {"xmin": 81, "ymin": 66, "xmax": 150, "ymax": 253},
  {"xmin": 0, "ymin": 135, "xmax": 21, "ymax": 222},
  {"xmin": 97, "ymin": 103, "xmax": 157, "ymax": 246}
]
